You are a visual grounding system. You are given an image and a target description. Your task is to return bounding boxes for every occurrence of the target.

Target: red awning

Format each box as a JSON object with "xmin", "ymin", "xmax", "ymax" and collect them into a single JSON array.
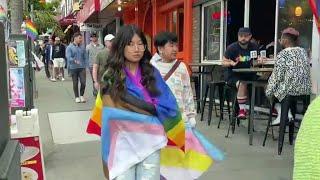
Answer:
[{"xmin": 59, "ymin": 13, "xmax": 77, "ymax": 26}]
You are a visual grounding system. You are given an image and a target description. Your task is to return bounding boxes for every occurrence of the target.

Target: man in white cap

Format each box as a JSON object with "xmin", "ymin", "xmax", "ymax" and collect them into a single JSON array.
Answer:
[{"xmin": 92, "ymin": 34, "xmax": 115, "ymax": 93}]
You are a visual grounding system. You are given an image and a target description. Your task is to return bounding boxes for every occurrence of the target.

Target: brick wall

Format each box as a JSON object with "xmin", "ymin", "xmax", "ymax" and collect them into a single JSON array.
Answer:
[{"xmin": 192, "ymin": 6, "xmax": 201, "ymax": 63}]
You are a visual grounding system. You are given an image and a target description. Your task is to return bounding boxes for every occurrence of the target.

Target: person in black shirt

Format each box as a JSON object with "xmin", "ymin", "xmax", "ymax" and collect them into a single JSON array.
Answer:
[
  {"xmin": 52, "ymin": 37, "xmax": 66, "ymax": 81},
  {"xmin": 222, "ymin": 27, "xmax": 261, "ymax": 119}
]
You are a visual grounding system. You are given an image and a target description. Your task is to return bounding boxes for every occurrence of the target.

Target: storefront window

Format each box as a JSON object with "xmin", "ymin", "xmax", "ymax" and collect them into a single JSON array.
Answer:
[
  {"xmin": 278, "ymin": 0, "xmax": 313, "ymax": 55},
  {"xmin": 203, "ymin": 1, "xmax": 222, "ymax": 61}
]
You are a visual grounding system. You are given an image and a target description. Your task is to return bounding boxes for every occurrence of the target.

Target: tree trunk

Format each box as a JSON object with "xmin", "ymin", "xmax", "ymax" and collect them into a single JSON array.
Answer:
[{"xmin": 9, "ymin": 0, "xmax": 23, "ymax": 34}]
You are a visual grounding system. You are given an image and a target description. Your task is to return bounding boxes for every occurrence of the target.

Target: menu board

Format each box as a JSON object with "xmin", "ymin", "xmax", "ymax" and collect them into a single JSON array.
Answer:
[
  {"xmin": 15, "ymin": 136, "xmax": 44, "ymax": 180},
  {"xmin": 9, "ymin": 68, "xmax": 25, "ymax": 107}
]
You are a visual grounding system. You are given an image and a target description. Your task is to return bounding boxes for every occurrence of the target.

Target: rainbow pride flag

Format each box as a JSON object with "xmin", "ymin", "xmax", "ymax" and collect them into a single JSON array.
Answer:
[
  {"xmin": 0, "ymin": 5, "xmax": 6, "ymax": 20},
  {"xmin": 87, "ymin": 93, "xmax": 224, "ymax": 179},
  {"xmin": 25, "ymin": 19, "xmax": 38, "ymax": 40},
  {"xmin": 309, "ymin": 0, "xmax": 320, "ymax": 33}
]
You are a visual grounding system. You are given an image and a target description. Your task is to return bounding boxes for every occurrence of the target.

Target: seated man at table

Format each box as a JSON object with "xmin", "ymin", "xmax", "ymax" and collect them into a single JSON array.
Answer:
[
  {"xmin": 222, "ymin": 27, "xmax": 259, "ymax": 119},
  {"xmin": 265, "ymin": 27, "xmax": 311, "ymax": 125}
]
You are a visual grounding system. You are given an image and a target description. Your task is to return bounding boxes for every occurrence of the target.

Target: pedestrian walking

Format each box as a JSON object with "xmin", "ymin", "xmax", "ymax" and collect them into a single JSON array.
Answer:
[
  {"xmin": 44, "ymin": 38, "xmax": 54, "ymax": 80},
  {"xmin": 99, "ymin": 25, "xmax": 180, "ymax": 180},
  {"xmin": 86, "ymin": 32, "xmax": 104, "ymax": 96},
  {"xmin": 92, "ymin": 34, "xmax": 114, "ymax": 93},
  {"xmin": 66, "ymin": 33, "xmax": 88, "ymax": 103},
  {"xmin": 52, "ymin": 37, "xmax": 66, "ymax": 81}
]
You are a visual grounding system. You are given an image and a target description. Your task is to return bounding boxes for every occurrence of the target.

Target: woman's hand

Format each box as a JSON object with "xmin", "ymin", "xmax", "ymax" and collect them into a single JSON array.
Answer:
[
  {"xmin": 103, "ymin": 162, "xmax": 110, "ymax": 179},
  {"xmin": 94, "ymin": 82, "xmax": 100, "ymax": 90}
]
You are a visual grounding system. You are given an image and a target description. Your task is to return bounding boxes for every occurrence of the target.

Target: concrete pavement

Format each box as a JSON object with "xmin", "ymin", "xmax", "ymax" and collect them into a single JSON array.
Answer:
[{"xmin": 34, "ymin": 70, "xmax": 294, "ymax": 180}]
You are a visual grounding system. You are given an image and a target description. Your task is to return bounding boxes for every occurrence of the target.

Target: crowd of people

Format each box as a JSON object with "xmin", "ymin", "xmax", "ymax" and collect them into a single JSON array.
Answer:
[
  {"xmin": 35, "ymin": 32, "xmax": 115, "ymax": 103},
  {"xmin": 222, "ymin": 27, "xmax": 311, "ymax": 126},
  {"xmin": 34, "ymin": 24, "xmax": 313, "ymax": 179}
]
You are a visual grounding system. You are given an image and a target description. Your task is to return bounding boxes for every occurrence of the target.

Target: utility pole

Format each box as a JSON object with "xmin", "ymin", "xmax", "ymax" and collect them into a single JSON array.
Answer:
[{"xmin": 9, "ymin": 0, "xmax": 23, "ymax": 34}]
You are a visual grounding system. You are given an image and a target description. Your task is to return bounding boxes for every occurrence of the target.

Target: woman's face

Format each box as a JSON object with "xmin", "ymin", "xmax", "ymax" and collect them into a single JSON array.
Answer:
[
  {"xmin": 158, "ymin": 41, "xmax": 178, "ymax": 62},
  {"xmin": 124, "ymin": 34, "xmax": 146, "ymax": 63}
]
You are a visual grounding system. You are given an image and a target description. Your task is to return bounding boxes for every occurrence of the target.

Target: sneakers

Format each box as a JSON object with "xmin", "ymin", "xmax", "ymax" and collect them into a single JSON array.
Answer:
[
  {"xmin": 61, "ymin": 77, "xmax": 65, "ymax": 81},
  {"xmin": 80, "ymin": 96, "xmax": 86, "ymax": 103},
  {"xmin": 237, "ymin": 109, "xmax": 247, "ymax": 119},
  {"xmin": 50, "ymin": 77, "xmax": 56, "ymax": 82},
  {"xmin": 272, "ymin": 116, "xmax": 280, "ymax": 125},
  {"xmin": 75, "ymin": 97, "xmax": 81, "ymax": 103},
  {"xmin": 272, "ymin": 111, "xmax": 294, "ymax": 126}
]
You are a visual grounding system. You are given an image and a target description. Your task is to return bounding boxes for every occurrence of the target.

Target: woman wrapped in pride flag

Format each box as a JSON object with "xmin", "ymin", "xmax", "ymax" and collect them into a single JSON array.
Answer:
[{"xmin": 87, "ymin": 25, "xmax": 224, "ymax": 180}]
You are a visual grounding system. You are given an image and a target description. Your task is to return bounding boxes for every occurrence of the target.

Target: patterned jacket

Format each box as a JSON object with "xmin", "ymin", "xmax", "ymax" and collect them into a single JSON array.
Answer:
[{"xmin": 266, "ymin": 47, "xmax": 312, "ymax": 101}]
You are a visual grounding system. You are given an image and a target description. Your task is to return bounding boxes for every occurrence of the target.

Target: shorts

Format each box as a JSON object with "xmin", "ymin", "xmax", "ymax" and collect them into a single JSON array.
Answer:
[
  {"xmin": 53, "ymin": 58, "xmax": 65, "ymax": 68},
  {"xmin": 226, "ymin": 72, "xmax": 258, "ymax": 87}
]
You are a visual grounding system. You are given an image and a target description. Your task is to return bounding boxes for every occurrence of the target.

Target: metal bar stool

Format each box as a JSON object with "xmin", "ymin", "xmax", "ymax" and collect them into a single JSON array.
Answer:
[
  {"xmin": 200, "ymin": 81, "xmax": 229, "ymax": 126},
  {"xmin": 263, "ymin": 95, "xmax": 310, "ymax": 155}
]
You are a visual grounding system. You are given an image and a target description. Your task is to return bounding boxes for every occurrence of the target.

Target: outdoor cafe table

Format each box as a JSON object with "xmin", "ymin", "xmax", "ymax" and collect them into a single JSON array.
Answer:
[{"xmin": 232, "ymin": 68, "xmax": 274, "ymax": 145}]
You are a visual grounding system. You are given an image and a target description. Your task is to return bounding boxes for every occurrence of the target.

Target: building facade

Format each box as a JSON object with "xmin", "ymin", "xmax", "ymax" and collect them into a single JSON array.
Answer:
[{"xmin": 72, "ymin": 0, "xmax": 320, "ymax": 94}]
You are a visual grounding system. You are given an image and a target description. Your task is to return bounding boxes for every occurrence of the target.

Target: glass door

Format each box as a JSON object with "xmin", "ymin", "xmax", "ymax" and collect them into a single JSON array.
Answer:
[{"xmin": 201, "ymin": 0, "xmax": 226, "ymax": 63}]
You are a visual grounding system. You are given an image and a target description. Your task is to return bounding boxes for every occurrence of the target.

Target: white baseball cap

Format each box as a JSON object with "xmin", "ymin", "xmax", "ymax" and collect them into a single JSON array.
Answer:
[{"xmin": 104, "ymin": 34, "xmax": 115, "ymax": 41}]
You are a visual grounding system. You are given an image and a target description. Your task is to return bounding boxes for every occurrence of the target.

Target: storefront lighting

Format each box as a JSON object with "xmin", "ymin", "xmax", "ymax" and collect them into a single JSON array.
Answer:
[
  {"xmin": 118, "ymin": 6, "xmax": 122, "ymax": 11},
  {"xmin": 295, "ymin": 6, "xmax": 302, "ymax": 17}
]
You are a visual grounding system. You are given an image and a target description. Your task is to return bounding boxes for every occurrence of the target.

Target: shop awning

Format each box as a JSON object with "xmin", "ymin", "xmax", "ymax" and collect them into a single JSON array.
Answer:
[
  {"xmin": 77, "ymin": 0, "xmax": 100, "ymax": 23},
  {"xmin": 59, "ymin": 13, "xmax": 77, "ymax": 26}
]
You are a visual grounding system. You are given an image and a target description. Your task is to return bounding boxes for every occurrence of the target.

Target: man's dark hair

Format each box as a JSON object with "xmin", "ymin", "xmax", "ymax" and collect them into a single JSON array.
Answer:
[
  {"xmin": 73, "ymin": 32, "xmax": 82, "ymax": 40},
  {"xmin": 282, "ymin": 33, "xmax": 298, "ymax": 46},
  {"xmin": 154, "ymin": 32, "xmax": 178, "ymax": 53}
]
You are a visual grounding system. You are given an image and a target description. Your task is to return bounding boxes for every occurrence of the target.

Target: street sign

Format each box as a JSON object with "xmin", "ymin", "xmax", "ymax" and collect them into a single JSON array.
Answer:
[{"xmin": 79, "ymin": 23, "xmax": 103, "ymax": 32}]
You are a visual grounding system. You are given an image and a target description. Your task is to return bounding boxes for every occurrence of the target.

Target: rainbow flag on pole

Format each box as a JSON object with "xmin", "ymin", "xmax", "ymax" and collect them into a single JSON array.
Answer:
[
  {"xmin": 25, "ymin": 19, "xmax": 38, "ymax": 40},
  {"xmin": 309, "ymin": 0, "xmax": 320, "ymax": 33},
  {"xmin": 0, "ymin": 5, "xmax": 6, "ymax": 20}
]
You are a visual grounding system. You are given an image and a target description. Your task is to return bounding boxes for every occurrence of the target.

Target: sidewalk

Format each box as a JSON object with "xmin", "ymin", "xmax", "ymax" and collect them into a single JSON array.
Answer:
[{"xmin": 34, "ymin": 70, "xmax": 294, "ymax": 180}]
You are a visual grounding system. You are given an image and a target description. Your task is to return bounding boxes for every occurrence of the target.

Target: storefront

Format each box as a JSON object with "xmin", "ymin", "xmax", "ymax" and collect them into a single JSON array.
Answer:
[
  {"xmin": 98, "ymin": 0, "xmax": 193, "ymax": 63},
  {"xmin": 98, "ymin": 0, "xmax": 122, "ymax": 39},
  {"xmin": 77, "ymin": 0, "xmax": 102, "ymax": 45},
  {"xmin": 193, "ymin": 0, "xmax": 320, "ymax": 94}
]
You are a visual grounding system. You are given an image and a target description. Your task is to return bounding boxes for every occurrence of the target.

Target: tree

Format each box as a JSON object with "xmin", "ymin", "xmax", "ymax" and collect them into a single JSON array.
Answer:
[
  {"xmin": 25, "ymin": 0, "xmax": 65, "ymax": 38},
  {"xmin": 8, "ymin": 0, "xmax": 63, "ymax": 37}
]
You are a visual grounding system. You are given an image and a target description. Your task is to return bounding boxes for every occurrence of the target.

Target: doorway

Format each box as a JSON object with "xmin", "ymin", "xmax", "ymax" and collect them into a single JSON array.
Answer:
[
  {"xmin": 250, "ymin": 0, "xmax": 276, "ymax": 49},
  {"xmin": 226, "ymin": 0, "xmax": 245, "ymax": 46}
]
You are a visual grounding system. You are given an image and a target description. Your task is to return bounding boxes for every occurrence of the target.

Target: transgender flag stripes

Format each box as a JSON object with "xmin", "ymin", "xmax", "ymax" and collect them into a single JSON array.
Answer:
[
  {"xmin": 88, "ymin": 92, "xmax": 224, "ymax": 180},
  {"xmin": 101, "ymin": 107, "xmax": 167, "ymax": 179}
]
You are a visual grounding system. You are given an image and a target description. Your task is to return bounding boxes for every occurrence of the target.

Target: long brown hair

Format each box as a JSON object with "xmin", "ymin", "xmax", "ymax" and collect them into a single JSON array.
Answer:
[{"xmin": 101, "ymin": 25, "xmax": 159, "ymax": 99}]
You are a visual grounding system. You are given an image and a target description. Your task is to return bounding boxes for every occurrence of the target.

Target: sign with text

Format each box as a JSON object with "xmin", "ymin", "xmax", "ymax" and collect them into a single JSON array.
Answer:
[{"xmin": 80, "ymin": 23, "xmax": 103, "ymax": 31}]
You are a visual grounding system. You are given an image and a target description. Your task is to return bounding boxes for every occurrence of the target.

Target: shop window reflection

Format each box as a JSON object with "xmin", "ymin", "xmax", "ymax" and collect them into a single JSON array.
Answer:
[
  {"xmin": 278, "ymin": 0, "xmax": 313, "ymax": 56},
  {"xmin": 203, "ymin": 2, "xmax": 221, "ymax": 61}
]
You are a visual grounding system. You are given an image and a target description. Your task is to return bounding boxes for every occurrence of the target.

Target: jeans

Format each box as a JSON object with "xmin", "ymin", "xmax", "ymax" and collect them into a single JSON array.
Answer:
[
  {"xmin": 70, "ymin": 68, "xmax": 86, "ymax": 98},
  {"xmin": 44, "ymin": 60, "xmax": 52, "ymax": 78},
  {"xmin": 115, "ymin": 150, "xmax": 160, "ymax": 180},
  {"xmin": 89, "ymin": 67, "xmax": 98, "ymax": 96}
]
